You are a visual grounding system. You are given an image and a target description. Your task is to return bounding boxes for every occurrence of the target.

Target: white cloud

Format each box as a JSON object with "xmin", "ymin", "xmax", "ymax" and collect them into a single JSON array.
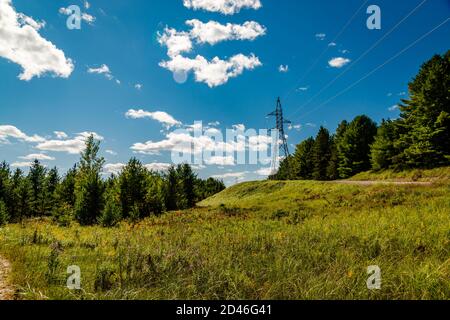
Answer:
[
  {"xmin": 105, "ymin": 149, "xmax": 118, "ymax": 156},
  {"xmin": 328, "ymin": 57, "xmax": 351, "ymax": 68},
  {"xmin": 297, "ymin": 87, "xmax": 309, "ymax": 92},
  {"xmin": 315, "ymin": 33, "xmax": 326, "ymax": 41},
  {"xmin": 11, "ymin": 161, "xmax": 33, "ymax": 168},
  {"xmin": 211, "ymin": 171, "xmax": 247, "ymax": 181},
  {"xmin": 160, "ymin": 53, "xmax": 262, "ymax": 87},
  {"xmin": 54, "ymin": 131, "xmax": 68, "ymax": 139},
  {"xmin": 183, "ymin": 0, "xmax": 262, "ymax": 15},
  {"xmin": 158, "ymin": 27, "xmax": 193, "ymax": 57},
  {"xmin": 87, "ymin": 64, "xmax": 112, "ymax": 78},
  {"xmin": 204, "ymin": 155, "xmax": 235, "ymax": 166},
  {"xmin": 134, "ymin": 83, "xmax": 143, "ymax": 90},
  {"xmin": 0, "ymin": 125, "xmax": 45, "ymax": 143},
  {"xmin": 0, "ymin": 0, "xmax": 74, "ymax": 80},
  {"xmin": 84, "ymin": 1, "xmax": 91, "ymax": 10},
  {"xmin": 103, "ymin": 162, "xmax": 172, "ymax": 175},
  {"xmin": 81, "ymin": 12, "xmax": 95, "ymax": 24},
  {"xmin": 278, "ymin": 65, "xmax": 289, "ymax": 73},
  {"xmin": 19, "ymin": 153, "xmax": 55, "ymax": 161},
  {"xmin": 145, "ymin": 163, "xmax": 172, "ymax": 172},
  {"xmin": 389, "ymin": 105, "xmax": 400, "ymax": 112},
  {"xmin": 328, "ymin": 42, "xmax": 337, "ymax": 47},
  {"xmin": 103, "ymin": 163, "xmax": 125, "ymax": 175},
  {"xmin": 232, "ymin": 124, "xmax": 246, "ymax": 131},
  {"xmin": 186, "ymin": 19, "xmax": 266, "ymax": 45},
  {"xmin": 36, "ymin": 132, "xmax": 104, "ymax": 154},
  {"xmin": 255, "ymin": 167, "xmax": 273, "ymax": 176},
  {"xmin": 126, "ymin": 109, "xmax": 182, "ymax": 128}
]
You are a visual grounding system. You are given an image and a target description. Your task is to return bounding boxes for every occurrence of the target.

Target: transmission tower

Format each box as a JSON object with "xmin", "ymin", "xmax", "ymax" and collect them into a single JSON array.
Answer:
[{"xmin": 267, "ymin": 97, "xmax": 291, "ymax": 175}]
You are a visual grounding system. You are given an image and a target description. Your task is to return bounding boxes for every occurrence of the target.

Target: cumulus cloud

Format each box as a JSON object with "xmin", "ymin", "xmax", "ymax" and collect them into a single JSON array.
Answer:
[
  {"xmin": 255, "ymin": 167, "xmax": 273, "ymax": 176},
  {"xmin": 158, "ymin": 27, "xmax": 193, "ymax": 57},
  {"xmin": 54, "ymin": 131, "xmax": 68, "ymax": 139},
  {"xmin": 159, "ymin": 53, "xmax": 261, "ymax": 87},
  {"xmin": 0, "ymin": 0, "xmax": 74, "ymax": 80},
  {"xmin": 204, "ymin": 155, "xmax": 235, "ymax": 166},
  {"xmin": 126, "ymin": 109, "xmax": 182, "ymax": 128},
  {"xmin": 105, "ymin": 149, "xmax": 118, "ymax": 156},
  {"xmin": 328, "ymin": 57, "xmax": 351, "ymax": 68},
  {"xmin": 211, "ymin": 172, "xmax": 247, "ymax": 182},
  {"xmin": 36, "ymin": 132, "xmax": 104, "ymax": 154},
  {"xmin": 87, "ymin": 64, "xmax": 114, "ymax": 79},
  {"xmin": 134, "ymin": 83, "xmax": 143, "ymax": 90},
  {"xmin": 19, "ymin": 153, "xmax": 55, "ymax": 161},
  {"xmin": 183, "ymin": 0, "xmax": 262, "ymax": 15},
  {"xmin": 145, "ymin": 163, "xmax": 172, "ymax": 172},
  {"xmin": 186, "ymin": 19, "xmax": 266, "ymax": 45},
  {"xmin": 0, "ymin": 125, "xmax": 45, "ymax": 143},
  {"xmin": 11, "ymin": 161, "xmax": 33, "ymax": 168}
]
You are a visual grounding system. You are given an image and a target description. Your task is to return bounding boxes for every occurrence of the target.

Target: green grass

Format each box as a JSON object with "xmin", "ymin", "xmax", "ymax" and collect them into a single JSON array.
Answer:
[
  {"xmin": 0, "ymin": 169, "xmax": 449, "ymax": 300},
  {"xmin": 350, "ymin": 166, "xmax": 450, "ymax": 182}
]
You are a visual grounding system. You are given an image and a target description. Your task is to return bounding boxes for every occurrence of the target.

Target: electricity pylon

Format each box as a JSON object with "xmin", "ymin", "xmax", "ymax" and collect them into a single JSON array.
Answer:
[{"xmin": 267, "ymin": 97, "xmax": 291, "ymax": 175}]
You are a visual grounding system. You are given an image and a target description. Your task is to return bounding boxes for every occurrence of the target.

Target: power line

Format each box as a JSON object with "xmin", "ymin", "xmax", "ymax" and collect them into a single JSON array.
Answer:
[
  {"xmin": 296, "ymin": 17, "xmax": 450, "ymax": 121},
  {"xmin": 282, "ymin": 0, "xmax": 370, "ymax": 102},
  {"xmin": 288, "ymin": 0, "xmax": 428, "ymax": 119}
]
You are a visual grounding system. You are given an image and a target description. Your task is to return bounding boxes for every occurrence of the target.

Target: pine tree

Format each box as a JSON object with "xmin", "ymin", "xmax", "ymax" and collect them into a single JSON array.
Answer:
[
  {"xmin": 28, "ymin": 160, "xmax": 47, "ymax": 216},
  {"xmin": 74, "ymin": 135, "xmax": 105, "ymax": 225},
  {"xmin": 57, "ymin": 165, "xmax": 77, "ymax": 207},
  {"xmin": 119, "ymin": 158, "xmax": 148, "ymax": 218},
  {"xmin": 165, "ymin": 166, "xmax": 179, "ymax": 211},
  {"xmin": 396, "ymin": 50, "xmax": 450, "ymax": 167},
  {"xmin": 312, "ymin": 127, "xmax": 332, "ymax": 181},
  {"xmin": 327, "ymin": 121, "xmax": 348, "ymax": 180},
  {"xmin": 179, "ymin": 164, "xmax": 197, "ymax": 209},
  {"xmin": 292, "ymin": 137, "xmax": 315, "ymax": 180},
  {"xmin": 338, "ymin": 115, "xmax": 378, "ymax": 178},
  {"xmin": 370, "ymin": 120, "xmax": 401, "ymax": 171}
]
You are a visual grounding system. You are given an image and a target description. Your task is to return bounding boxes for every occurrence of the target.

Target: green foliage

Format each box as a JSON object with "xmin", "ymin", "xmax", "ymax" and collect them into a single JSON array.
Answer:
[
  {"xmin": 312, "ymin": 127, "xmax": 332, "ymax": 181},
  {"xmin": 292, "ymin": 137, "xmax": 315, "ymax": 180},
  {"xmin": 119, "ymin": 158, "xmax": 148, "ymax": 218},
  {"xmin": 0, "ymin": 200, "xmax": 9, "ymax": 226},
  {"xmin": 371, "ymin": 50, "xmax": 450, "ymax": 170},
  {"xmin": 1, "ymin": 170, "xmax": 449, "ymax": 300},
  {"xmin": 74, "ymin": 135, "xmax": 106, "ymax": 225},
  {"xmin": 337, "ymin": 115, "xmax": 378, "ymax": 178},
  {"xmin": 99, "ymin": 189, "xmax": 122, "ymax": 227}
]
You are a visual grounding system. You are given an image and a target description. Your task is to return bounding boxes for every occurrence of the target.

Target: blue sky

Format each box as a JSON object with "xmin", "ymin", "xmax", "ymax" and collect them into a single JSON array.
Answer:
[{"xmin": 0, "ymin": 0, "xmax": 449, "ymax": 184}]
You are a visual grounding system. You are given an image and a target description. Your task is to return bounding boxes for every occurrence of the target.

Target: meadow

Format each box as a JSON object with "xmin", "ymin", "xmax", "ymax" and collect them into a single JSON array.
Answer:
[{"xmin": 0, "ymin": 168, "xmax": 449, "ymax": 300}]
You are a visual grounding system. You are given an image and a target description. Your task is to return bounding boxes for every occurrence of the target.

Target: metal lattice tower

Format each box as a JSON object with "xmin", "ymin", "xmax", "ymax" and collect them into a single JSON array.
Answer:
[{"xmin": 267, "ymin": 97, "xmax": 291, "ymax": 174}]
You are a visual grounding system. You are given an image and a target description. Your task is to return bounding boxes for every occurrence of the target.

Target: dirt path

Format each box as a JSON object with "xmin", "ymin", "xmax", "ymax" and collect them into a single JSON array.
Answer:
[
  {"xmin": 0, "ymin": 255, "xmax": 14, "ymax": 300},
  {"xmin": 331, "ymin": 180, "xmax": 433, "ymax": 186}
]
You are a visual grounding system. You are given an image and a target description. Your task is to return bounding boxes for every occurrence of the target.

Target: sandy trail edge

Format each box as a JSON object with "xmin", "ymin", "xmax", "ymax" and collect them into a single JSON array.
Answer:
[{"xmin": 0, "ymin": 255, "xmax": 14, "ymax": 300}]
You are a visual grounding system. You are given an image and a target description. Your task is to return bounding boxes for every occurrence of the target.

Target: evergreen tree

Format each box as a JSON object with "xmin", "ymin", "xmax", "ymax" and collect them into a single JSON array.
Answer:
[
  {"xmin": 327, "ymin": 120, "xmax": 348, "ymax": 180},
  {"xmin": 165, "ymin": 166, "xmax": 179, "ymax": 211},
  {"xmin": 312, "ymin": 127, "xmax": 332, "ymax": 180},
  {"xmin": 292, "ymin": 137, "xmax": 315, "ymax": 180},
  {"xmin": 28, "ymin": 160, "xmax": 47, "ymax": 216},
  {"xmin": 338, "ymin": 115, "xmax": 378, "ymax": 178},
  {"xmin": 179, "ymin": 164, "xmax": 197, "ymax": 209},
  {"xmin": 396, "ymin": 51, "xmax": 450, "ymax": 167},
  {"xmin": 370, "ymin": 120, "xmax": 401, "ymax": 171},
  {"xmin": 74, "ymin": 135, "xmax": 105, "ymax": 225},
  {"xmin": 118, "ymin": 158, "xmax": 148, "ymax": 218},
  {"xmin": 145, "ymin": 174, "xmax": 165, "ymax": 216},
  {"xmin": 57, "ymin": 165, "xmax": 77, "ymax": 207}
]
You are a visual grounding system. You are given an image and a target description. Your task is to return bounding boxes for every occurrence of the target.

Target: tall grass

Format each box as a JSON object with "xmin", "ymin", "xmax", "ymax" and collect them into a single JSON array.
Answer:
[{"xmin": 0, "ymin": 170, "xmax": 449, "ymax": 300}]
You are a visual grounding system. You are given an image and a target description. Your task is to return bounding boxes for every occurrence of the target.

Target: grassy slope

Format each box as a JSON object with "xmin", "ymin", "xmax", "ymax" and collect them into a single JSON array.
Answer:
[{"xmin": 0, "ymin": 169, "xmax": 449, "ymax": 300}]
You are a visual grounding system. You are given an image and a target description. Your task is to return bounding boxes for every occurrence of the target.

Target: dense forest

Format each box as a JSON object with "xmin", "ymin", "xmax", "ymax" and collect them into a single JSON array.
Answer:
[
  {"xmin": 272, "ymin": 50, "xmax": 450, "ymax": 180},
  {"xmin": 0, "ymin": 137, "xmax": 225, "ymax": 227}
]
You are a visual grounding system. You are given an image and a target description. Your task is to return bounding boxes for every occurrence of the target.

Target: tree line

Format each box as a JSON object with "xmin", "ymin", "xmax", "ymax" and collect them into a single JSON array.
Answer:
[
  {"xmin": 272, "ymin": 50, "xmax": 449, "ymax": 181},
  {"xmin": 0, "ymin": 136, "xmax": 225, "ymax": 226}
]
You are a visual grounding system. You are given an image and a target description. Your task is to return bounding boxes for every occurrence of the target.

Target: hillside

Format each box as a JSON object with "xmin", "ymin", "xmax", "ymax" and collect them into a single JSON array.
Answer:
[{"xmin": 0, "ymin": 168, "xmax": 449, "ymax": 300}]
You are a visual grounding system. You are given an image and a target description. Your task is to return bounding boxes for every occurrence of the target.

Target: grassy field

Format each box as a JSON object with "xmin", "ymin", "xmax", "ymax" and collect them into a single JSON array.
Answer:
[{"xmin": 0, "ymin": 169, "xmax": 449, "ymax": 300}]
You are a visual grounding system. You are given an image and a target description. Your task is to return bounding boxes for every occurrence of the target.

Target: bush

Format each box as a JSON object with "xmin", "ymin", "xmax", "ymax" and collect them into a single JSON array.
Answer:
[{"xmin": 0, "ymin": 200, "xmax": 9, "ymax": 226}]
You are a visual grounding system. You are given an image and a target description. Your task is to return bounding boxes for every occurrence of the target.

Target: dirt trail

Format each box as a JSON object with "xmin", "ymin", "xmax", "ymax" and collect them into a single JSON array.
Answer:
[
  {"xmin": 0, "ymin": 255, "xmax": 14, "ymax": 300},
  {"xmin": 332, "ymin": 180, "xmax": 433, "ymax": 186}
]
